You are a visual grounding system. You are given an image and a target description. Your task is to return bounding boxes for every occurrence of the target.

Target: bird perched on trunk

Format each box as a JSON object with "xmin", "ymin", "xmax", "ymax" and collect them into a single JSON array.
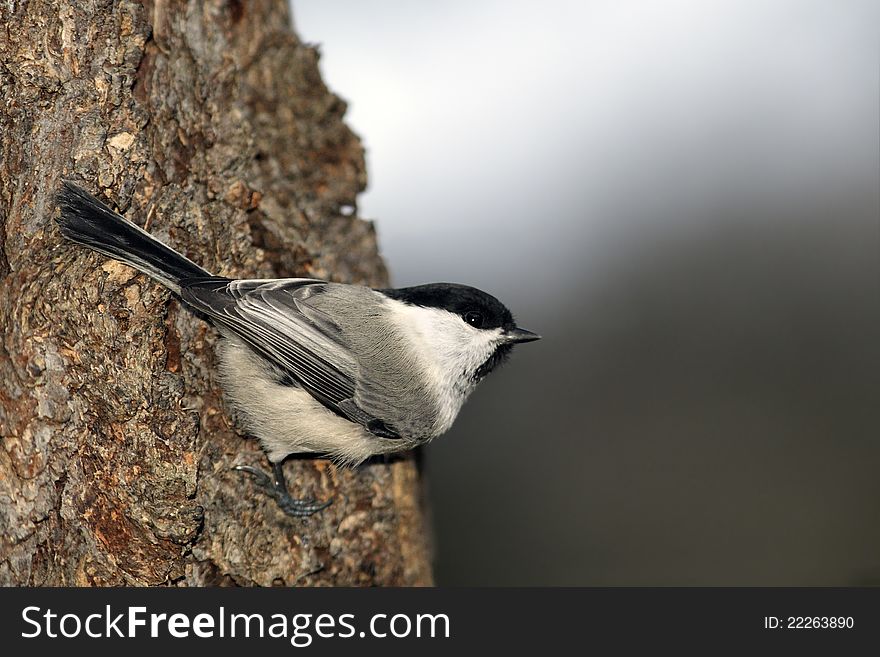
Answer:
[{"xmin": 55, "ymin": 181, "xmax": 540, "ymax": 516}]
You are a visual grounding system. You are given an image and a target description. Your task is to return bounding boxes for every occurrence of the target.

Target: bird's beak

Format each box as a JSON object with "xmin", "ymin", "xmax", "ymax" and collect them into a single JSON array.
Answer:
[{"xmin": 501, "ymin": 327, "xmax": 542, "ymax": 344}]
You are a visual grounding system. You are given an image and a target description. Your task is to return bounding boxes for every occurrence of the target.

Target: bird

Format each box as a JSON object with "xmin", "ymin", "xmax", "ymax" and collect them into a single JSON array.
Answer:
[{"xmin": 55, "ymin": 181, "xmax": 540, "ymax": 516}]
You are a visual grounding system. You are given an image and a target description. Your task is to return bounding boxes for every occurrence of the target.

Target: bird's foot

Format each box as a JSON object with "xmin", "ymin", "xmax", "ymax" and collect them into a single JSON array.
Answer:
[{"xmin": 234, "ymin": 462, "xmax": 332, "ymax": 517}]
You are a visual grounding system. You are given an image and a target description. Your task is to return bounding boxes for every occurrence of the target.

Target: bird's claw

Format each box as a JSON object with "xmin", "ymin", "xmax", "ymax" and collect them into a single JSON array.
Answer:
[{"xmin": 234, "ymin": 463, "xmax": 332, "ymax": 518}]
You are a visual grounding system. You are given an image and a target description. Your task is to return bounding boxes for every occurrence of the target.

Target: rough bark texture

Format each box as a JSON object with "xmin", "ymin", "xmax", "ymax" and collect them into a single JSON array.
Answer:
[{"xmin": 0, "ymin": 0, "xmax": 432, "ymax": 586}]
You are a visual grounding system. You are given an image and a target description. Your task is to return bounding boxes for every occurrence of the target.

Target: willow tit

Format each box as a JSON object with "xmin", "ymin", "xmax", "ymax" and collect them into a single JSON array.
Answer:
[{"xmin": 55, "ymin": 182, "xmax": 540, "ymax": 516}]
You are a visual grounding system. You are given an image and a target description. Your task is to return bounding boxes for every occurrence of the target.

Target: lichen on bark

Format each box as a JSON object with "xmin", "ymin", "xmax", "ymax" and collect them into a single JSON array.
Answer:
[{"xmin": 0, "ymin": 0, "xmax": 432, "ymax": 586}]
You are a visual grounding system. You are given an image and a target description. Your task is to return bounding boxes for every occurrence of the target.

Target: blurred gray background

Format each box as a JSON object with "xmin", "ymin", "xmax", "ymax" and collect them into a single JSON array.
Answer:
[{"xmin": 292, "ymin": 0, "xmax": 879, "ymax": 585}]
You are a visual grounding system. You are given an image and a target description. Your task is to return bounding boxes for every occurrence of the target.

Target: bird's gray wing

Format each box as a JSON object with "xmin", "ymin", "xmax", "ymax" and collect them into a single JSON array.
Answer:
[{"xmin": 180, "ymin": 277, "xmax": 401, "ymax": 439}]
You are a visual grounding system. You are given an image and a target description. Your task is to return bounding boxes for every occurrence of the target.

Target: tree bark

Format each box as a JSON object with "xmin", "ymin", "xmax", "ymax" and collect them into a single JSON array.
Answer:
[{"xmin": 0, "ymin": 0, "xmax": 432, "ymax": 586}]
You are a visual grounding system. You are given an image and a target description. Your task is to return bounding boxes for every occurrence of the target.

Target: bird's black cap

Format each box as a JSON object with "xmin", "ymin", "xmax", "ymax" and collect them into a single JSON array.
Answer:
[{"xmin": 379, "ymin": 283, "xmax": 516, "ymax": 331}]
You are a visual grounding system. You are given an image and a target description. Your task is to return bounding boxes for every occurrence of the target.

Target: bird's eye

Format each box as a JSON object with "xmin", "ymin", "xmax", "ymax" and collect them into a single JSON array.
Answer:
[{"xmin": 463, "ymin": 311, "xmax": 484, "ymax": 328}]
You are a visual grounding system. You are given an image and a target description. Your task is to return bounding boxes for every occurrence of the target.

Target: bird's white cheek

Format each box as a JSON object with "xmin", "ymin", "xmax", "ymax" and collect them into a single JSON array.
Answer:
[{"xmin": 384, "ymin": 300, "xmax": 506, "ymax": 434}]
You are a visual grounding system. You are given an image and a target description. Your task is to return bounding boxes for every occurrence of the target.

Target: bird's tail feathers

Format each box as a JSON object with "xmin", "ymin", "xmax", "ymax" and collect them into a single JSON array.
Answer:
[{"xmin": 56, "ymin": 181, "xmax": 211, "ymax": 293}]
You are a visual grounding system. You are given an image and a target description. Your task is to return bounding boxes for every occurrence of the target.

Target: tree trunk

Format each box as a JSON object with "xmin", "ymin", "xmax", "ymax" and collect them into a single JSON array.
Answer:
[{"xmin": 0, "ymin": 0, "xmax": 432, "ymax": 586}]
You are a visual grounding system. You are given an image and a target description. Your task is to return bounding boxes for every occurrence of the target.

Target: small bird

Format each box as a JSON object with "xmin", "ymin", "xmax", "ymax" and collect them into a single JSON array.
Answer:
[{"xmin": 55, "ymin": 181, "xmax": 540, "ymax": 516}]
